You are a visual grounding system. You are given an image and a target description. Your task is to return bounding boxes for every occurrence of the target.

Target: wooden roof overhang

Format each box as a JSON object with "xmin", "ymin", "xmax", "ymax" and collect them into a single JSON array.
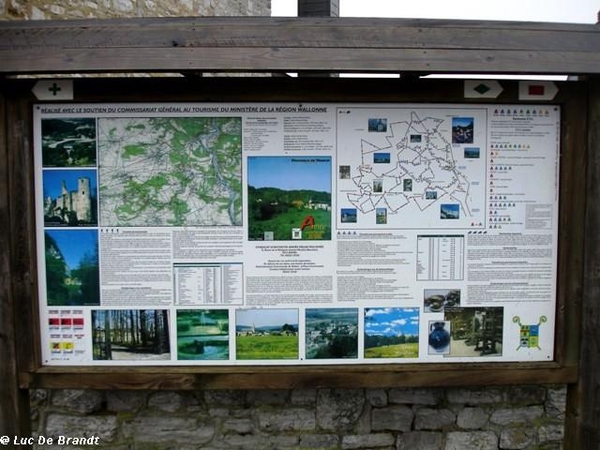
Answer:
[{"xmin": 0, "ymin": 16, "xmax": 599, "ymax": 75}]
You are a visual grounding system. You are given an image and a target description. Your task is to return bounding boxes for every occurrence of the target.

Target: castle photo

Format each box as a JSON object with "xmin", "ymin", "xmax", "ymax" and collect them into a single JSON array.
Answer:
[{"xmin": 43, "ymin": 170, "xmax": 97, "ymax": 226}]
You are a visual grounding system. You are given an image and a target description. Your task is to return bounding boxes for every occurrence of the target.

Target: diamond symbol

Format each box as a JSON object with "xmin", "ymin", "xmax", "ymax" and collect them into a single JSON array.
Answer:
[{"xmin": 474, "ymin": 83, "xmax": 491, "ymax": 94}]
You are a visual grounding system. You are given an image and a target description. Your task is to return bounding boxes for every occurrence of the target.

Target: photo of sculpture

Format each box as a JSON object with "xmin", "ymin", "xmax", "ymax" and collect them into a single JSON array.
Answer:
[{"xmin": 444, "ymin": 307, "xmax": 504, "ymax": 357}]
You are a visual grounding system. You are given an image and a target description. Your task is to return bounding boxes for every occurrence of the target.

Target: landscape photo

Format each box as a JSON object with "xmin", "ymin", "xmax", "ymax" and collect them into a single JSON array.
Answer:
[
  {"xmin": 364, "ymin": 308, "xmax": 420, "ymax": 358},
  {"xmin": 44, "ymin": 229, "xmax": 99, "ymax": 306},
  {"xmin": 236, "ymin": 309, "xmax": 299, "ymax": 360},
  {"xmin": 43, "ymin": 169, "xmax": 98, "ymax": 226},
  {"xmin": 92, "ymin": 309, "xmax": 171, "ymax": 361},
  {"xmin": 177, "ymin": 309, "xmax": 229, "ymax": 360},
  {"xmin": 247, "ymin": 156, "xmax": 331, "ymax": 241},
  {"xmin": 305, "ymin": 308, "xmax": 358, "ymax": 359},
  {"xmin": 42, "ymin": 118, "xmax": 96, "ymax": 167}
]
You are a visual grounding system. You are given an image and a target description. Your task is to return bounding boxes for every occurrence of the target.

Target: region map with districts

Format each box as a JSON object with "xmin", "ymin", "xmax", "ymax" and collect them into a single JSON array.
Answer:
[
  {"xmin": 337, "ymin": 108, "xmax": 487, "ymax": 229},
  {"xmin": 98, "ymin": 117, "xmax": 242, "ymax": 227}
]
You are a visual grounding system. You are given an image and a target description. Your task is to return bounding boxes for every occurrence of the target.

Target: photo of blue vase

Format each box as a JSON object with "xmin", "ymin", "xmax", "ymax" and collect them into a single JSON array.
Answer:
[{"xmin": 428, "ymin": 321, "xmax": 450, "ymax": 354}]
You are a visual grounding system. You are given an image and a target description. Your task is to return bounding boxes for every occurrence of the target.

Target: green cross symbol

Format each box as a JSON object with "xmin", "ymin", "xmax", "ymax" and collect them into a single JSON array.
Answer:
[{"xmin": 48, "ymin": 83, "xmax": 62, "ymax": 96}]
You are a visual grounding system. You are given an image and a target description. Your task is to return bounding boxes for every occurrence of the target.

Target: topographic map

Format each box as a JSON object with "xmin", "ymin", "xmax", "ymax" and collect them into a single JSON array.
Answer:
[
  {"xmin": 98, "ymin": 117, "xmax": 242, "ymax": 227},
  {"xmin": 337, "ymin": 108, "xmax": 486, "ymax": 229}
]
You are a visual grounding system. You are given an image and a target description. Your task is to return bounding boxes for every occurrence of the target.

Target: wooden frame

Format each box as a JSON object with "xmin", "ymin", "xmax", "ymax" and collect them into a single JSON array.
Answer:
[
  {"xmin": 0, "ymin": 16, "xmax": 599, "ymax": 448},
  {"xmin": 0, "ymin": 75, "xmax": 585, "ymax": 390}
]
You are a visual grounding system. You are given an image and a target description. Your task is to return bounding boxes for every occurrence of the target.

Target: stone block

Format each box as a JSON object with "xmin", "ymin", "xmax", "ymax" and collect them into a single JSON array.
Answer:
[
  {"xmin": 414, "ymin": 408, "xmax": 455, "ymax": 430},
  {"xmin": 123, "ymin": 416, "xmax": 214, "ymax": 444},
  {"xmin": 456, "ymin": 407, "xmax": 488, "ymax": 429},
  {"xmin": 148, "ymin": 391, "xmax": 184, "ymax": 412},
  {"xmin": 366, "ymin": 389, "xmax": 388, "ymax": 407},
  {"xmin": 258, "ymin": 408, "xmax": 316, "ymax": 431},
  {"xmin": 291, "ymin": 389, "xmax": 317, "ymax": 405},
  {"xmin": 538, "ymin": 424, "xmax": 564, "ymax": 443},
  {"xmin": 446, "ymin": 388, "xmax": 504, "ymax": 405},
  {"xmin": 299, "ymin": 433, "xmax": 340, "ymax": 449},
  {"xmin": 507, "ymin": 386, "xmax": 546, "ymax": 405},
  {"xmin": 499, "ymin": 427, "xmax": 536, "ymax": 449},
  {"xmin": 341, "ymin": 433, "xmax": 395, "ymax": 449},
  {"xmin": 445, "ymin": 431, "xmax": 498, "ymax": 450},
  {"xmin": 106, "ymin": 390, "xmax": 146, "ymax": 412},
  {"xmin": 490, "ymin": 406, "xmax": 544, "ymax": 425},
  {"xmin": 545, "ymin": 386, "xmax": 567, "ymax": 419},
  {"xmin": 222, "ymin": 418, "xmax": 254, "ymax": 434},
  {"xmin": 204, "ymin": 389, "xmax": 246, "ymax": 406},
  {"xmin": 389, "ymin": 388, "xmax": 442, "ymax": 406},
  {"xmin": 247, "ymin": 389, "xmax": 289, "ymax": 405},
  {"xmin": 51, "ymin": 390, "xmax": 104, "ymax": 414},
  {"xmin": 396, "ymin": 431, "xmax": 442, "ymax": 450},
  {"xmin": 317, "ymin": 389, "xmax": 365, "ymax": 431},
  {"xmin": 372, "ymin": 405, "xmax": 414, "ymax": 431},
  {"xmin": 45, "ymin": 414, "xmax": 118, "ymax": 442}
]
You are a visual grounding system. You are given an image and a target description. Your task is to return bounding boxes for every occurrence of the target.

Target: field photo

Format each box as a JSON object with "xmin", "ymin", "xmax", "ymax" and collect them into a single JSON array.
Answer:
[
  {"xmin": 305, "ymin": 308, "xmax": 358, "ymax": 359},
  {"xmin": 44, "ymin": 229, "xmax": 99, "ymax": 306},
  {"xmin": 364, "ymin": 307, "xmax": 420, "ymax": 359},
  {"xmin": 247, "ymin": 156, "xmax": 332, "ymax": 241},
  {"xmin": 236, "ymin": 309, "xmax": 298, "ymax": 360},
  {"xmin": 92, "ymin": 309, "xmax": 170, "ymax": 361},
  {"xmin": 42, "ymin": 118, "xmax": 97, "ymax": 167},
  {"xmin": 177, "ymin": 309, "xmax": 229, "ymax": 360}
]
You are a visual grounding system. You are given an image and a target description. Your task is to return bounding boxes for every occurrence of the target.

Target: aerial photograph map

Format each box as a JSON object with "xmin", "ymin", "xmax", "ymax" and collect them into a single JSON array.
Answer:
[{"xmin": 98, "ymin": 117, "xmax": 242, "ymax": 227}]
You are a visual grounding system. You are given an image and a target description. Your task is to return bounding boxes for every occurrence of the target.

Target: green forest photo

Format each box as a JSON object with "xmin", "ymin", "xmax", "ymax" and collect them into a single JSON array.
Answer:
[{"xmin": 44, "ymin": 230, "xmax": 100, "ymax": 306}]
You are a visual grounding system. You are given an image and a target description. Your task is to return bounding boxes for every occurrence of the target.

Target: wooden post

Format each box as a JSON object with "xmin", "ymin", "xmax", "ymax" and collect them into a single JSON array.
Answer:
[
  {"xmin": 565, "ymin": 75, "xmax": 600, "ymax": 450},
  {"xmin": 297, "ymin": 0, "xmax": 338, "ymax": 77},
  {"xmin": 0, "ymin": 81, "xmax": 30, "ymax": 439},
  {"xmin": 298, "ymin": 0, "xmax": 338, "ymax": 17}
]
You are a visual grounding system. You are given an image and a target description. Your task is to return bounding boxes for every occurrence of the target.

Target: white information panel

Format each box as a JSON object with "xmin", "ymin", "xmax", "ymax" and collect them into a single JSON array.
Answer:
[{"xmin": 33, "ymin": 103, "xmax": 560, "ymax": 365}]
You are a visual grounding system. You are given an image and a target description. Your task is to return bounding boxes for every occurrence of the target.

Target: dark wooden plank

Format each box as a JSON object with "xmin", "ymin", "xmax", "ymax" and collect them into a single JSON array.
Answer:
[
  {"xmin": 565, "ymin": 75, "xmax": 600, "ymax": 450},
  {"xmin": 22, "ymin": 365, "xmax": 577, "ymax": 390},
  {"xmin": 0, "ymin": 17, "xmax": 599, "ymax": 74},
  {"xmin": 0, "ymin": 79, "xmax": 31, "ymax": 440},
  {"xmin": 553, "ymin": 84, "xmax": 588, "ymax": 366}
]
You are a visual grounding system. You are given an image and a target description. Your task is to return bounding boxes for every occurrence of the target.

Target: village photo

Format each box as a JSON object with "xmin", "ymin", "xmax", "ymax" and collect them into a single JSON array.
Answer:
[
  {"xmin": 177, "ymin": 309, "xmax": 229, "ymax": 360},
  {"xmin": 364, "ymin": 308, "xmax": 419, "ymax": 358},
  {"xmin": 444, "ymin": 307, "xmax": 504, "ymax": 357},
  {"xmin": 305, "ymin": 308, "xmax": 358, "ymax": 359},
  {"xmin": 236, "ymin": 309, "xmax": 299, "ymax": 360},
  {"xmin": 44, "ymin": 229, "xmax": 99, "ymax": 306},
  {"xmin": 43, "ymin": 169, "xmax": 98, "ymax": 226},
  {"xmin": 92, "ymin": 309, "xmax": 171, "ymax": 361},
  {"xmin": 42, "ymin": 118, "xmax": 97, "ymax": 167},
  {"xmin": 247, "ymin": 156, "xmax": 332, "ymax": 241}
]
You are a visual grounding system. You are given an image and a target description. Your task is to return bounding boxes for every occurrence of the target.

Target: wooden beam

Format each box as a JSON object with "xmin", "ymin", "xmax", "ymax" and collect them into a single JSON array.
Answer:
[
  {"xmin": 0, "ymin": 17, "xmax": 599, "ymax": 74},
  {"xmin": 22, "ymin": 365, "xmax": 577, "ymax": 390},
  {"xmin": 0, "ymin": 80, "xmax": 30, "ymax": 440}
]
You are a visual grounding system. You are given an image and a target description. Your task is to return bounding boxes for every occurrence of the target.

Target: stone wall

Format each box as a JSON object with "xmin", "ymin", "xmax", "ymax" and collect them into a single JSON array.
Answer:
[
  {"xmin": 29, "ymin": 385, "xmax": 566, "ymax": 449},
  {"xmin": 0, "ymin": 0, "xmax": 269, "ymax": 20}
]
